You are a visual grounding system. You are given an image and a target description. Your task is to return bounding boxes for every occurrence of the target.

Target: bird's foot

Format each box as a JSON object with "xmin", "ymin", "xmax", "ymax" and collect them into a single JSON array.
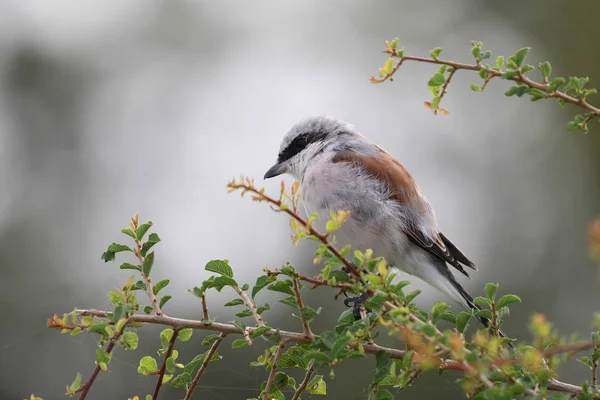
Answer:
[{"xmin": 343, "ymin": 293, "xmax": 371, "ymax": 320}]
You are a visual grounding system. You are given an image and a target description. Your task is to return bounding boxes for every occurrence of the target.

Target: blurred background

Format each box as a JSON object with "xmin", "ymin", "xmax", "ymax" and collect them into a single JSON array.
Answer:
[{"xmin": 1, "ymin": 1, "xmax": 599, "ymax": 399}]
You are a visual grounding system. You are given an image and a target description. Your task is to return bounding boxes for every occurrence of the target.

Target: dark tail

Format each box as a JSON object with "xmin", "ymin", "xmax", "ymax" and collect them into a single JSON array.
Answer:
[{"xmin": 441, "ymin": 265, "xmax": 514, "ymax": 347}]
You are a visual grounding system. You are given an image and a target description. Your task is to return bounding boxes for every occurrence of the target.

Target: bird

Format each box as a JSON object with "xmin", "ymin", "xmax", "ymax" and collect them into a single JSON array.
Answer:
[{"xmin": 263, "ymin": 115, "xmax": 501, "ymax": 334}]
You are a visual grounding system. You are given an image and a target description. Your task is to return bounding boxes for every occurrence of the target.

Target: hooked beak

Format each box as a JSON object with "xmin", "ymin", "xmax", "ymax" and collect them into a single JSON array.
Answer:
[{"xmin": 264, "ymin": 162, "xmax": 287, "ymax": 179}]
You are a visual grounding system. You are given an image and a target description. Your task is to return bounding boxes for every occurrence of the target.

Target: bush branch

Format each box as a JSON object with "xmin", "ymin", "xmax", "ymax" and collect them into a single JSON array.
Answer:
[
  {"xmin": 184, "ymin": 332, "xmax": 227, "ymax": 400},
  {"xmin": 152, "ymin": 329, "xmax": 179, "ymax": 400},
  {"xmin": 293, "ymin": 278, "xmax": 313, "ymax": 340},
  {"xmin": 264, "ymin": 341, "xmax": 286, "ymax": 400},
  {"xmin": 234, "ymin": 285, "xmax": 265, "ymax": 327},
  {"xmin": 291, "ymin": 361, "xmax": 315, "ymax": 400}
]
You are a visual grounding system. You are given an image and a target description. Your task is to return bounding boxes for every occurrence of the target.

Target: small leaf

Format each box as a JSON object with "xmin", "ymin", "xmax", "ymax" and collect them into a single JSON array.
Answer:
[
  {"xmin": 251, "ymin": 326, "xmax": 272, "ymax": 339},
  {"xmin": 579, "ymin": 356, "xmax": 594, "ymax": 369},
  {"xmin": 178, "ymin": 328, "xmax": 193, "ymax": 342},
  {"xmin": 108, "ymin": 243, "xmax": 133, "ymax": 253},
  {"xmin": 171, "ymin": 372, "xmax": 192, "ymax": 388},
  {"xmin": 470, "ymin": 84, "xmax": 481, "ymax": 92},
  {"xmin": 159, "ymin": 295, "xmax": 172, "ymax": 309},
  {"xmin": 430, "ymin": 47, "xmax": 442, "ymax": 59},
  {"xmin": 122, "ymin": 332, "xmax": 139, "ymax": 350},
  {"xmin": 143, "ymin": 252, "xmax": 154, "ymax": 277},
  {"xmin": 474, "ymin": 309, "xmax": 493, "ymax": 320},
  {"xmin": 376, "ymin": 350, "xmax": 390, "ymax": 369},
  {"xmin": 514, "ymin": 47, "xmax": 530, "ymax": 68},
  {"xmin": 143, "ymin": 306, "xmax": 153, "ymax": 314},
  {"xmin": 252, "ymin": 275, "xmax": 276, "ymax": 299},
  {"xmin": 428, "ymin": 73, "xmax": 446, "ymax": 87},
  {"xmin": 205, "ymin": 259, "xmax": 234, "ymax": 278},
  {"xmin": 374, "ymin": 389, "xmax": 394, "ymax": 400},
  {"xmin": 141, "ymin": 232, "xmax": 161, "ymax": 256},
  {"xmin": 383, "ymin": 58, "xmax": 395, "ymax": 75},
  {"xmin": 136, "ymin": 221, "xmax": 153, "ymax": 241},
  {"xmin": 121, "ymin": 228, "xmax": 136, "ymax": 239},
  {"xmin": 268, "ymin": 280, "xmax": 295, "ymax": 296},
  {"xmin": 153, "ymin": 279, "xmax": 170, "ymax": 295},
  {"xmin": 101, "ymin": 251, "xmax": 116, "ymax": 262},
  {"xmin": 120, "ymin": 263, "xmax": 141, "ymax": 271},
  {"xmin": 307, "ymin": 375, "xmax": 327, "ymax": 395},
  {"xmin": 224, "ymin": 299, "xmax": 244, "ymax": 307},
  {"xmin": 138, "ymin": 356, "xmax": 158, "ymax": 375},
  {"xmin": 496, "ymin": 294, "xmax": 521, "ymax": 309},
  {"xmin": 539, "ymin": 61, "xmax": 552, "ymax": 80},
  {"xmin": 495, "ymin": 56, "xmax": 504, "ymax": 70},
  {"xmin": 232, "ymin": 339, "xmax": 249, "ymax": 349},
  {"xmin": 548, "ymin": 77, "xmax": 566, "ymax": 92},
  {"xmin": 456, "ymin": 312, "xmax": 472, "ymax": 333},
  {"xmin": 473, "ymin": 296, "xmax": 491, "ymax": 308},
  {"xmin": 484, "ymin": 283, "xmax": 498, "ymax": 302},
  {"xmin": 68, "ymin": 372, "xmax": 82, "ymax": 392}
]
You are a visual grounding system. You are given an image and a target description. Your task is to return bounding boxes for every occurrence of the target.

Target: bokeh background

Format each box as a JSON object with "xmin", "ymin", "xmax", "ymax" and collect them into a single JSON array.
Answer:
[{"xmin": 1, "ymin": 1, "xmax": 600, "ymax": 399}]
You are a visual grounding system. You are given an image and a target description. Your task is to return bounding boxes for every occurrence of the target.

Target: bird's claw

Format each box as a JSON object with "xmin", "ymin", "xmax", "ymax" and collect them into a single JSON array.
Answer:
[{"xmin": 343, "ymin": 293, "xmax": 371, "ymax": 320}]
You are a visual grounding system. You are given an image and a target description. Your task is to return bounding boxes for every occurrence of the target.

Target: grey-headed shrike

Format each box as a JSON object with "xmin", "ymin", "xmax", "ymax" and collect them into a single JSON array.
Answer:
[{"xmin": 264, "ymin": 116, "xmax": 495, "ymax": 331}]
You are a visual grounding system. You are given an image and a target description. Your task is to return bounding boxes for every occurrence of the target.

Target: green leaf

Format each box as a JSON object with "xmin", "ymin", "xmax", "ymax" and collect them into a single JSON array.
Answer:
[
  {"xmin": 252, "ymin": 275, "xmax": 276, "ymax": 299},
  {"xmin": 472, "ymin": 296, "xmax": 491, "ymax": 308},
  {"xmin": 236, "ymin": 309, "xmax": 253, "ymax": 318},
  {"xmin": 120, "ymin": 263, "xmax": 141, "ymax": 271},
  {"xmin": 331, "ymin": 335, "xmax": 352, "ymax": 359},
  {"xmin": 88, "ymin": 323, "xmax": 109, "ymax": 335},
  {"xmin": 202, "ymin": 334, "xmax": 221, "ymax": 346},
  {"xmin": 513, "ymin": 47, "xmax": 530, "ymax": 68},
  {"xmin": 251, "ymin": 326, "xmax": 272, "ymax": 339},
  {"xmin": 430, "ymin": 47, "xmax": 442, "ymax": 59},
  {"xmin": 171, "ymin": 372, "xmax": 192, "ymax": 388},
  {"xmin": 495, "ymin": 55, "xmax": 504, "ymax": 70},
  {"xmin": 474, "ymin": 310, "xmax": 493, "ymax": 320},
  {"xmin": 108, "ymin": 243, "xmax": 133, "ymax": 253},
  {"xmin": 456, "ymin": 312, "xmax": 472, "ymax": 333},
  {"xmin": 143, "ymin": 252, "xmax": 154, "ymax": 277},
  {"xmin": 136, "ymin": 221, "xmax": 153, "ymax": 241},
  {"xmin": 376, "ymin": 350, "xmax": 390, "ymax": 369},
  {"xmin": 121, "ymin": 227, "xmax": 136, "ymax": 239},
  {"xmin": 337, "ymin": 309, "xmax": 355, "ymax": 324},
  {"xmin": 143, "ymin": 306, "xmax": 153, "ymax": 314},
  {"xmin": 111, "ymin": 305, "xmax": 126, "ymax": 322},
  {"xmin": 431, "ymin": 96, "xmax": 441, "ymax": 110},
  {"xmin": 101, "ymin": 251, "xmax": 115, "ymax": 262},
  {"xmin": 159, "ymin": 295, "xmax": 172, "ymax": 309},
  {"xmin": 470, "ymin": 83, "xmax": 481, "ymax": 92},
  {"xmin": 178, "ymin": 328, "xmax": 193, "ymax": 342},
  {"xmin": 153, "ymin": 279, "xmax": 170, "ymax": 295},
  {"xmin": 383, "ymin": 58, "xmax": 395, "ymax": 75},
  {"xmin": 162, "ymin": 374, "xmax": 173, "ymax": 384},
  {"xmin": 548, "ymin": 77, "xmax": 566, "ymax": 92},
  {"xmin": 121, "ymin": 331, "xmax": 139, "ymax": 350},
  {"xmin": 307, "ymin": 375, "xmax": 327, "ymax": 395},
  {"xmin": 138, "ymin": 356, "xmax": 158, "ymax": 375},
  {"xmin": 268, "ymin": 280, "xmax": 295, "ymax": 296},
  {"xmin": 185, "ymin": 350, "xmax": 222, "ymax": 374},
  {"xmin": 539, "ymin": 61, "xmax": 552, "ymax": 79},
  {"xmin": 278, "ymin": 354, "xmax": 308, "ymax": 369},
  {"xmin": 141, "ymin": 232, "xmax": 161, "ymax": 256},
  {"xmin": 232, "ymin": 339, "xmax": 249, "ymax": 349},
  {"xmin": 405, "ymin": 290, "xmax": 421, "ymax": 304},
  {"xmin": 224, "ymin": 299, "xmax": 244, "ymax": 307},
  {"xmin": 205, "ymin": 259, "xmax": 233, "ymax": 278},
  {"xmin": 579, "ymin": 356, "xmax": 594, "ymax": 369},
  {"xmin": 160, "ymin": 329, "xmax": 174, "ymax": 352},
  {"xmin": 375, "ymin": 389, "xmax": 394, "ymax": 400},
  {"xmin": 304, "ymin": 351, "xmax": 330, "ymax": 364},
  {"xmin": 484, "ymin": 283, "xmax": 498, "ymax": 302},
  {"xmin": 68, "ymin": 372, "xmax": 82, "ymax": 392},
  {"xmin": 496, "ymin": 294, "xmax": 521, "ymax": 309},
  {"xmin": 428, "ymin": 73, "xmax": 446, "ymax": 96}
]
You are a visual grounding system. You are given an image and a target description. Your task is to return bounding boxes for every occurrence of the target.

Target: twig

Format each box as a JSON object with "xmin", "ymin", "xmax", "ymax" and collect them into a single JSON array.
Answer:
[
  {"xmin": 371, "ymin": 53, "xmax": 600, "ymax": 118},
  {"xmin": 290, "ymin": 362, "xmax": 315, "ymax": 400},
  {"xmin": 152, "ymin": 329, "xmax": 179, "ymax": 400},
  {"xmin": 201, "ymin": 294, "xmax": 210, "ymax": 321},
  {"xmin": 292, "ymin": 278, "xmax": 313, "ymax": 340},
  {"xmin": 234, "ymin": 285, "xmax": 265, "ymax": 327},
  {"xmin": 397, "ymin": 369, "xmax": 422, "ymax": 392},
  {"xmin": 264, "ymin": 341, "xmax": 287, "ymax": 400},
  {"xmin": 77, "ymin": 319, "xmax": 129, "ymax": 400},
  {"xmin": 184, "ymin": 332, "xmax": 227, "ymax": 400}
]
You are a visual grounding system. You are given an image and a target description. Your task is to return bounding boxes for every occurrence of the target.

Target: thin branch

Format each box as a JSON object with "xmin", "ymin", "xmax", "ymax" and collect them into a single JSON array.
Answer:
[
  {"xmin": 290, "ymin": 362, "xmax": 315, "ymax": 400},
  {"xmin": 371, "ymin": 53, "xmax": 600, "ymax": 118},
  {"xmin": 292, "ymin": 278, "xmax": 313, "ymax": 340},
  {"xmin": 77, "ymin": 319, "xmax": 129, "ymax": 400},
  {"xmin": 152, "ymin": 329, "xmax": 179, "ymax": 400},
  {"xmin": 264, "ymin": 341, "xmax": 287, "ymax": 400},
  {"xmin": 184, "ymin": 333, "xmax": 227, "ymax": 400},
  {"xmin": 201, "ymin": 294, "xmax": 210, "ymax": 321},
  {"xmin": 234, "ymin": 285, "xmax": 265, "ymax": 327}
]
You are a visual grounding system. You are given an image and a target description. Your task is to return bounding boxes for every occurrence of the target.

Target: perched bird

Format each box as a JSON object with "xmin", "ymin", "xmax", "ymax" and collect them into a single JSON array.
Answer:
[{"xmin": 264, "ymin": 116, "xmax": 497, "ymax": 332}]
